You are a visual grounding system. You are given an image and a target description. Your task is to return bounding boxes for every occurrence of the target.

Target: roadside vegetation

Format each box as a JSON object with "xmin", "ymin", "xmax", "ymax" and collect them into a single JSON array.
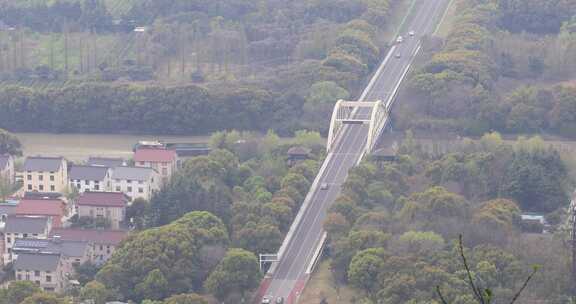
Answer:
[
  {"xmin": 323, "ymin": 132, "xmax": 574, "ymax": 303},
  {"xmin": 399, "ymin": 0, "xmax": 576, "ymax": 138}
]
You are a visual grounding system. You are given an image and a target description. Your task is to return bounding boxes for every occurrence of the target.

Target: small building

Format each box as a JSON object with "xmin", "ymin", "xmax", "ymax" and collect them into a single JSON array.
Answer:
[
  {"xmin": 371, "ymin": 146, "xmax": 398, "ymax": 163},
  {"xmin": 111, "ymin": 166, "xmax": 160, "ymax": 201},
  {"xmin": 0, "ymin": 154, "xmax": 15, "ymax": 185},
  {"xmin": 520, "ymin": 213, "xmax": 548, "ymax": 233},
  {"xmin": 77, "ymin": 192, "xmax": 128, "ymax": 229},
  {"xmin": 50, "ymin": 228, "xmax": 127, "ymax": 265},
  {"xmin": 87, "ymin": 157, "xmax": 125, "ymax": 168},
  {"xmin": 287, "ymin": 146, "xmax": 311, "ymax": 166},
  {"xmin": 133, "ymin": 148, "xmax": 178, "ymax": 183},
  {"xmin": 3, "ymin": 216, "xmax": 52, "ymax": 264},
  {"xmin": 69, "ymin": 165, "xmax": 112, "ymax": 193},
  {"xmin": 15, "ymin": 198, "xmax": 67, "ymax": 228},
  {"xmin": 12, "ymin": 237, "xmax": 92, "ymax": 276},
  {"xmin": 23, "ymin": 157, "xmax": 68, "ymax": 193},
  {"xmin": 14, "ymin": 252, "xmax": 66, "ymax": 292}
]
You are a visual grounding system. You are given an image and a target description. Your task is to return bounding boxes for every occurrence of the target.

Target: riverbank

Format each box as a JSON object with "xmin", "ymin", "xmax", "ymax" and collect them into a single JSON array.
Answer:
[{"xmin": 15, "ymin": 132, "xmax": 210, "ymax": 162}]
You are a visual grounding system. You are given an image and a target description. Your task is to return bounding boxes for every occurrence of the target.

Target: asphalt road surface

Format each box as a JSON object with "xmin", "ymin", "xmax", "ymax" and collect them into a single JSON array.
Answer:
[{"xmin": 261, "ymin": 0, "xmax": 450, "ymax": 302}]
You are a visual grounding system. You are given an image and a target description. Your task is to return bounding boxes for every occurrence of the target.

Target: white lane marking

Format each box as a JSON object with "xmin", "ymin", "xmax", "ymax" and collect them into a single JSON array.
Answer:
[{"xmin": 276, "ymin": 125, "xmax": 367, "ymax": 295}]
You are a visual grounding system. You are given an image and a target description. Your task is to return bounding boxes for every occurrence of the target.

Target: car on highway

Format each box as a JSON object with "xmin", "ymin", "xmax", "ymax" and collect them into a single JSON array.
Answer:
[
  {"xmin": 409, "ymin": 30, "xmax": 415, "ymax": 36},
  {"xmin": 396, "ymin": 35, "xmax": 404, "ymax": 43},
  {"xmin": 320, "ymin": 182, "xmax": 329, "ymax": 190},
  {"xmin": 276, "ymin": 297, "xmax": 284, "ymax": 304},
  {"xmin": 395, "ymin": 53, "xmax": 401, "ymax": 59},
  {"xmin": 261, "ymin": 296, "xmax": 272, "ymax": 304}
]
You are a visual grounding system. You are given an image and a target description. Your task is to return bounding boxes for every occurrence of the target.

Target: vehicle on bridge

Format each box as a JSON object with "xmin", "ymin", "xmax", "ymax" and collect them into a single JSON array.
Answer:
[
  {"xmin": 320, "ymin": 182, "xmax": 329, "ymax": 190},
  {"xmin": 396, "ymin": 35, "xmax": 404, "ymax": 43},
  {"xmin": 276, "ymin": 297, "xmax": 284, "ymax": 304},
  {"xmin": 261, "ymin": 295, "xmax": 272, "ymax": 304}
]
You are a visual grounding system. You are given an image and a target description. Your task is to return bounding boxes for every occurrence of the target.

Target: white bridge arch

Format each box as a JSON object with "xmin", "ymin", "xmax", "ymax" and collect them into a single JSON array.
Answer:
[{"xmin": 327, "ymin": 99, "xmax": 389, "ymax": 154}]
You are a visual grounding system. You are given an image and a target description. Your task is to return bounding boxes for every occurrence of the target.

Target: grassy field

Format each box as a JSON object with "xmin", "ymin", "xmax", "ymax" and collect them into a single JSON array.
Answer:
[
  {"xmin": 299, "ymin": 260, "xmax": 361, "ymax": 304},
  {"xmin": 15, "ymin": 132, "xmax": 211, "ymax": 162}
]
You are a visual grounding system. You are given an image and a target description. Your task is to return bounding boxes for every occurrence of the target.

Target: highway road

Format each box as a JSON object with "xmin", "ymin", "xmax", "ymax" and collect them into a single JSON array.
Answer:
[{"xmin": 259, "ymin": 0, "xmax": 450, "ymax": 302}]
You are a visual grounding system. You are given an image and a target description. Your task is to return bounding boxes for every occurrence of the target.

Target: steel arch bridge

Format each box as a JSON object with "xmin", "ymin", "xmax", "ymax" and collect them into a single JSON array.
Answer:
[{"xmin": 326, "ymin": 99, "xmax": 389, "ymax": 154}]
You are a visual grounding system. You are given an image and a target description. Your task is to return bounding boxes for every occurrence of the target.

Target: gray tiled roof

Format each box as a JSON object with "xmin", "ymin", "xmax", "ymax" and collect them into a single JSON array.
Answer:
[
  {"xmin": 87, "ymin": 157, "xmax": 124, "ymax": 168},
  {"xmin": 24, "ymin": 157, "xmax": 63, "ymax": 172},
  {"xmin": 14, "ymin": 253, "xmax": 60, "ymax": 271},
  {"xmin": 5, "ymin": 216, "xmax": 49, "ymax": 234},
  {"xmin": 13, "ymin": 238, "xmax": 89, "ymax": 258},
  {"xmin": 111, "ymin": 166, "xmax": 155, "ymax": 181},
  {"xmin": 0, "ymin": 154, "xmax": 10, "ymax": 170},
  {"xmin": 69, "ymin": 165, "xmax": 109, "ymax": 181}
]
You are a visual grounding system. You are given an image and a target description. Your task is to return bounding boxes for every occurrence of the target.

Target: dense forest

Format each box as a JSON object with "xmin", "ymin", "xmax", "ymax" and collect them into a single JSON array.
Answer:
[
  {"xmin": 324, "ymin": 133, "xmax": 573, "ymax": 303},
  {"xmin": 0, "ymin": 0, "xmax": 399, "ymax": 135},
  {"xmin": 399, "ymin": 0, "xmax": 576, "ymax": 137}
]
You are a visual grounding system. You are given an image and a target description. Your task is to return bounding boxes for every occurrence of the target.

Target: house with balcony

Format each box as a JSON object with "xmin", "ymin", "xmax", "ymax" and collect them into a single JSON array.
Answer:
[{"xmin": 23, "ymin": 157, "xmax": 68, "ymax": 193}]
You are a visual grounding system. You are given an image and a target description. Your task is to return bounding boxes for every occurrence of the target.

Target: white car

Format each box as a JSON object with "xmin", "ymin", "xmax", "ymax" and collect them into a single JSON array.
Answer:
[
  {"xmin": 262, "ymin": 296, "xmax": 272, "ymax": 304},
  {"xmin": 409, "ymin": 30, "xmax": 415, "ymax": 36},
  {"xmin": 396, "ymin": 36, "xmax": 404, "ymax": 43},
  {"xmin": 395, "ymin": 53, "xmax": 401, "ymax": 59},
  {"xmin": 320, "ymin": 183, "xmax": 329, "ymax": 190}
]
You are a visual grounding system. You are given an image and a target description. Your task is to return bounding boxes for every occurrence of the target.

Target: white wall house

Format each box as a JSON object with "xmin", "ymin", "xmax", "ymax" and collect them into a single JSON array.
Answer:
[
  {"xmin": 69, "ymin": 165, "xmax": 112, "ymax": 193},
  {"xmin": 111, "ymin": 167, "xmax": 160, "ymax": 201}
]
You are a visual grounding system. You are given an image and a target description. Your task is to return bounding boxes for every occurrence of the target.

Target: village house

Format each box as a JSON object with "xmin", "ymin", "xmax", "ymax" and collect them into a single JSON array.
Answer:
[
  {"xmin": 11, "ymin": 237, "xmax": 92, "ymax": 275},
  {"xmin": 77, "ymin": 192, "xmax": 128, "ymax": 229},
  {"xmin": 111, "ymin": 166, "xmax": 160, "ymax": 201},
  {"xmin": 3, "ymin": 216, "xmax": 52, "ymax": 264},
  {"xmin": 0, "ymin": 154, "xmax": 15, "ymax": 185},
  {"xmin": 23, "ymin": 157, "xmax": 68, "ymax": 193},
  {"xmin": 15, "ymin": 198, "xmax": 67, "ymax": 228},
  {"xmin": 14, "ymin": 252, "xmax": 67, "ymax": 292},
  {"xmin": 287, "ymin": 146, "xmax": 311, "ymax": 166},
  {"xmin": 134, "ymin": 148, "xmax": 178, "ymax": 183},
  {"xmin": 69, "ymin": 165, "xmax": 112, "ymax": 193},
  {"xmin": 50, "ymin": 228, "xmax": 127, "ymax": 264},
  {"xmin": 87, "ymin": 157, "xmax": 125, "ymax": 168}
]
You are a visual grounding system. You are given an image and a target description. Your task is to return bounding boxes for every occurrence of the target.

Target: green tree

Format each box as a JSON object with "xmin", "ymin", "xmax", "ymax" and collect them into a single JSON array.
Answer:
[
  {"xmin": 348, "ymin": 248, "xmax": 387, "ymax": 297},
  {"xmin": 163, "ymin": 293, "xmax": 208, "ymax": 304},
  {"xmin": 80, "ymin": 281, "xmax": 112, "ymax": 304},
  {"xmin": 204, "ymin": 248, "xmax": 261, "ymax": 301},
  {"xmin": 20, "ymin": 292, "xmax": 69, "ymax": 304},
  {"xmin": 136, "ymin": 269, "xmax": 169, "ymax": 301},
  {"xmin": 0, "ymin": 129, "xmax": 22, "ymax": 156},
  {"xmin": 2, "ymin": 281, "xmax": 41, "ymax": 304}
]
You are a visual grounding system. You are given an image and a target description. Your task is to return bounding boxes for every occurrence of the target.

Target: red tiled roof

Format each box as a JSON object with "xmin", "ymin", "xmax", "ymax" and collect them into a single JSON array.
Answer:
[
  {"xmin": 49, "ymin": 228, "xmax": 128, "ymax": 246},
  {"xmin": 15, "ymin": 199, "xmax": 65, "ymax": 217},
  {"xmin": 134, "ymin": 148, "xmax": 177, "ymax": 163},
  {"xmin": 77, "ymin": 192, "xmax": 128, "ymax": 208}
]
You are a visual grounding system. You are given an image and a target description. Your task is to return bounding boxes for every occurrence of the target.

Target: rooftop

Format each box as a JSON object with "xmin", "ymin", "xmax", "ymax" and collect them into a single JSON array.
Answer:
[
  {"xmin": 77, "ymin": 192, "xmax": 128, "ymax": 208},
  {"xmin": 134, "ymin": 148, "xmax": 177, "ymax": 163},
  {"xmin": 15, "ymin": 199, "xmax": 65, "ymax": 217},
  {"xmin": 24, "ymin": 156, "xmax": 64, "ymax": 172},
  {"xmin": 13, "ymin": 238, "xmax": 89, "ymax": 258},
  {"xmin": 111, "ymin": 166, "xmax": 156, "ymax": 181},
  {"xmin": 69, "ymin": 165, "xmax": 109, "ymax": 181},
  {"xmin": 87, "ymin": 157, "xmax": 125, "ymax": 168},
  {"xmin": 14, "ymin": 252, "xmax": 60, "ymax": 271},
  {"xmin": 50, "ymin": 228, "xmax": 128, "ymax": 245},
  {"xmin": 287, "ymin": 146, "xmax": 311, "ymax": 156},
  {"xmin": 5, "ymin": 215, "xmax": 50, "ymax": 234}
]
